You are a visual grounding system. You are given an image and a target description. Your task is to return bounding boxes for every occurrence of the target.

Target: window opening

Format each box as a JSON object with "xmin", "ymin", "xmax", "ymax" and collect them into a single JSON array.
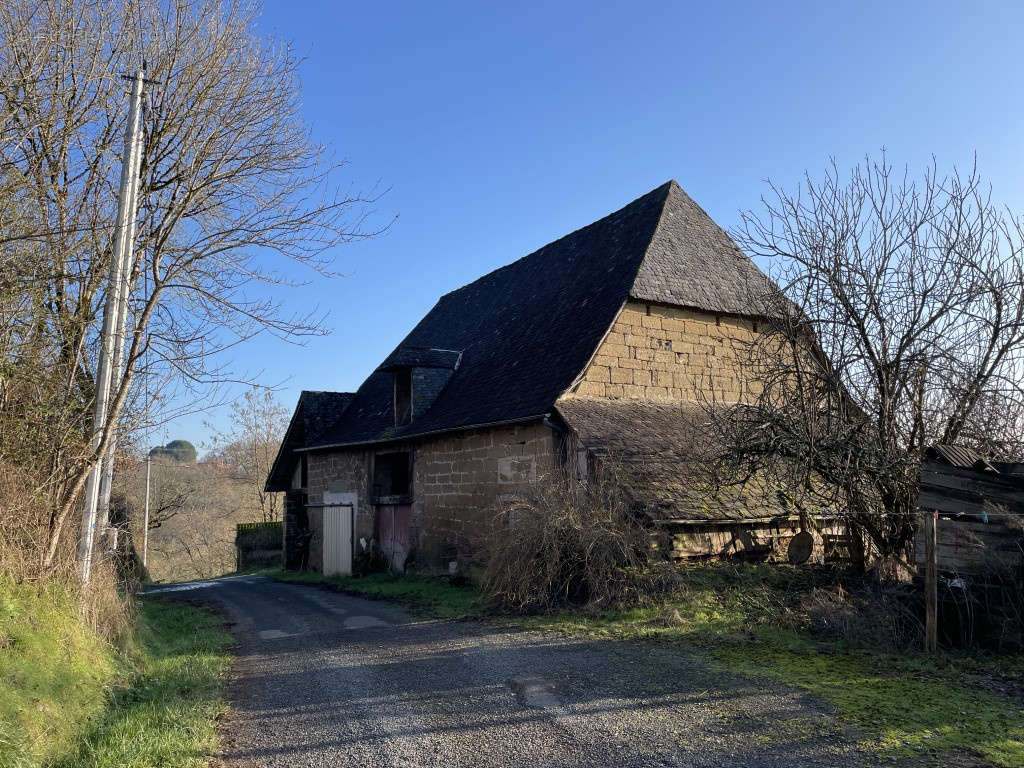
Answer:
[
  {"xmin": 394, "ymin": 369, "xmax": 412, "ymax": 426},
  {"xmin": 373, "ymin": 451, "xmax": 411, "ymax": 498}
]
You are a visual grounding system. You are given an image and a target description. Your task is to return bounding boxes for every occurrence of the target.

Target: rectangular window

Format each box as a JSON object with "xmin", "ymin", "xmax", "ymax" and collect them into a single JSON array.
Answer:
[
  {"xmin": 394, "ymin": 369, "xmax": 412, "ymax": 426},
  {"xmin": 373, "ymin": 451, "xmax": 411, "ymax": 499},
  {"xmin": 300, "ymin": 454, "xmax": 308, "ymax": 488}
]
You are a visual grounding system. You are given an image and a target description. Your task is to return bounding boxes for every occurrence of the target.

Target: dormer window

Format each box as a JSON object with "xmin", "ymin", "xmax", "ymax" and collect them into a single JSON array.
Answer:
[
  {"xmin": 394, "ymin": 368, "xmax": 412, "ymax": 426},
  {"xmin": 381, "ymin": 348, "xmax": 460, "ymax": 426}
]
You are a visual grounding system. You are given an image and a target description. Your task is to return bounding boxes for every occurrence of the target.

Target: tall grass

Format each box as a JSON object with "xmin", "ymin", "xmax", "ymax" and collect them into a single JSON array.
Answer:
[
  {"xmin": 54, "ymin": 599, "xmax": 232, "ymax": 768},
  {"xmin": 1, "ymin": 535, "xmax": 139, "ymax": 766},
  {"xmin": 0, "ymin": 573, "xmax": 118, "ymax": 767},
  {"xmin": 0, "ymin": 567, "xmax": 231, "ymax": 768}
]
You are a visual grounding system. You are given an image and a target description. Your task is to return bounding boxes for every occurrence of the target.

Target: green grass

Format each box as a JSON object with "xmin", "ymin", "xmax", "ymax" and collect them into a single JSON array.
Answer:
[
  {"xmin": 0, "ymin": 578, "xmax": 232, "ymax": 768},
  {"xmin": 270, "ymin": 563, "xmax": 1024, "ymax": 766},
  {"xmin": 0, "ymin": 579, "xmax": 115, "ymax": 767},
  {"xmin": 520, "ymin": 565, "xmax": 1024, "ymax": 766},
  {"xmin": 55, "ymin": 598, "xmax": 233, "ymax": 768},
  {"xmin": 267, "ymin": 568, "xmax": 479, "ymax": 619}
]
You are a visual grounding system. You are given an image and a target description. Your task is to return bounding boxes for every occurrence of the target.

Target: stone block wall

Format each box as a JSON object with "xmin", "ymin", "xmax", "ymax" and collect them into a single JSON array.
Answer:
[
  {"xmin": 305, "ymin": 449, "xmax": 373, "ymax": 572},
  {"xmin": 302, "ymin": 421, "xmax": 555, "ymax": 572},
  {"xmin": 571, "ymin": 300, "xmax": 762, "ymax": 404},
  {"xmin": 412, "ymin": 421, "xmax": 555, "ymax": 570}
]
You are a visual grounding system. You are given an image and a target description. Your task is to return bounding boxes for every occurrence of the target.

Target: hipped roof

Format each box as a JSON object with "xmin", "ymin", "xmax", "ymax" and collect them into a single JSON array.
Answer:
[{"xmin": 302, "ymin": 181, "xmax": 778, "ymax": 451}]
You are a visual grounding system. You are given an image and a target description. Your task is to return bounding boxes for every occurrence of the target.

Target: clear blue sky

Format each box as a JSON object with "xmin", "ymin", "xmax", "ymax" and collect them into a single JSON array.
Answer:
[{"xmin": 168, "ymin": 0, "xmax": 1024, "ymax": 451}]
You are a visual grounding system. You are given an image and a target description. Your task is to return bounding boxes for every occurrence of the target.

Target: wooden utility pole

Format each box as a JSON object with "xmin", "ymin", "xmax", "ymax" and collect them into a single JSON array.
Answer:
[
  {"xmin": 924, "ymin": 509, "xmax": 938, "ymax": 652},
  {"xmin": 77, "ymin": 68, "xmax": 146, "ymax": 584}
]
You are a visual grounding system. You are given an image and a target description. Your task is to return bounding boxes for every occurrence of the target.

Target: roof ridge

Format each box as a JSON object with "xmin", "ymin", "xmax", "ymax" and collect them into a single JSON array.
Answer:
[
  {"xmin": 434, "ymin": 180, "xmax": 675, "ymax": 303},
  {"xmin": 631, "ymin": 181, "xmax": 776, "ymax": 317}
]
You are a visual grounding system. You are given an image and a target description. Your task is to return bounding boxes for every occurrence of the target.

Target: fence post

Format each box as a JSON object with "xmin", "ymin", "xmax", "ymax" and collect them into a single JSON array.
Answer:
[{"xmin": 924, "ymin": 509, "xmax": 938, "ymax": 653}]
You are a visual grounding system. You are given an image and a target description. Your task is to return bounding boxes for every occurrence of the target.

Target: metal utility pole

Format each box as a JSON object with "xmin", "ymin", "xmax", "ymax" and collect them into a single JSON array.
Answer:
[
  {"xmin": 77, "ymin": 68, "xmax": 146, "ymax": 583},
  {"xmin": 97, "ymin": 137, "xmax": 145, "ymax": 530},
  {"xmin": 142, "ymin": 454, "xmax": 151, "ymax": 569}
]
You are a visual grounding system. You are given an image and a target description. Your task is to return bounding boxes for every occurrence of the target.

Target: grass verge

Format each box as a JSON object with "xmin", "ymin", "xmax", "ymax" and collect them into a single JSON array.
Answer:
[
  {"xmin": 55, "ymin": 597, "xmax": 233, "ymax": 768},
  {"xmin": 0, "ymin": 578, "xmax": 232, "ymax": 768},
  {"xmin": 0, "ymin": 578, "xmax": 115, "ymax": 767},
  {"xmin": 270, "ymin": 564, "xmax": 1024, "ymax": 765},
  {"xmin": 267, "ymin": 568, "xmax": 478, "ymax": 619}
]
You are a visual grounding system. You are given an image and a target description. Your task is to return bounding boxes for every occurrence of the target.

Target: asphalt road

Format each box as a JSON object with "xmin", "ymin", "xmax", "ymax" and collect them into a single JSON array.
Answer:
[{"xmin": 148, "ymin": 575, "xmax": 883, "ymax": 767}]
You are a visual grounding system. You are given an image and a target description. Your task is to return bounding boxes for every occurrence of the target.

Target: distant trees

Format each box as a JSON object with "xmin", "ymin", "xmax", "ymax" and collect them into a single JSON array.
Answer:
[
  {"xmin": 118, "ymin": 458, "xmax": 250, "ymax": 581},
  {"xmin": 207, "ymin": 389, "xmax": 290, "ymax": 522},
  {"xmin": 0, "ymin": 0, "xmax": 376, "ymax": 574},
  {"xmin": 713, "ymin": 155, "xmax": 1024, "ymax": 564},
  {"xmin": 149, "ymin": 440, "xmax": 197, "ymax": 464}
]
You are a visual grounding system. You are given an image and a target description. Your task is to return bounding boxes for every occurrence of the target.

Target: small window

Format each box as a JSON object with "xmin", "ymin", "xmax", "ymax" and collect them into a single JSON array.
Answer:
[
  {"xmin": 394, "ymin": 369, "xmax": 412, "ymax": 426},
  {"xmin": 373, "ymin": 451, "xmax": 410, "ymax": 498},
  {"xmin": 300, "ymin": 454, "xmax": 308, "ymax": 489}
]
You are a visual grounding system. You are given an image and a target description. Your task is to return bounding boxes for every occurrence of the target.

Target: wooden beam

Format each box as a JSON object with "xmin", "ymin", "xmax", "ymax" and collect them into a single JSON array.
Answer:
[{"xmin": 924, "ymin": 510, "xmax": 938, "ymax": 653}]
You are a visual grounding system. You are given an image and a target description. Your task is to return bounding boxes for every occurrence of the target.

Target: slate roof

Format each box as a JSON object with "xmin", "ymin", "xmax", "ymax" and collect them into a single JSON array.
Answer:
[
  {"xmin": 265, "ymin": 391, "xmax": 355, "ymax": 491},
  {"xmin": 555, "ymin": 398, "xmax": 795, "ymax": 523},
  {"xmin": 379, "ymin": 347, "xmax": 462, "ymax": 371},
  {"xmin": 302, "ymin": 181, "xmax": 779, "ymax": 451},
  {"xmin": 633, "ymin": 185, "xmax": 776, "ymax": 316}
]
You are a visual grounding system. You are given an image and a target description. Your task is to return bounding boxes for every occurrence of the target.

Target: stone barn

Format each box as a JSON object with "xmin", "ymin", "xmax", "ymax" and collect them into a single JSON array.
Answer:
[{"xmin": 266, "ymin": 180, "xmax": 821, "ymax": 574}]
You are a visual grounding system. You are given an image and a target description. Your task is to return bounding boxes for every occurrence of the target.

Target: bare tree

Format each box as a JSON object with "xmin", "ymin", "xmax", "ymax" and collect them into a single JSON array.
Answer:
[
  {"xmin": 711, "ymin": 155, "xmax": 1024, "ymax": 562},
  {"xmin": 119, "ymin": 457, "xmax": 250, "ymax": 581},
  {"xmin": 206, "ymin": 387, "xmax": 290, "ymax": 522},
  {"xmin": 0, "ymin": 0, "xmax": 379, "ymax": 572}
]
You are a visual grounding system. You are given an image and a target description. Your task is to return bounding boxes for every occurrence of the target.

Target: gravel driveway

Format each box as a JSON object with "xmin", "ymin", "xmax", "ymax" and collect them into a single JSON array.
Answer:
[{"xmin": 149, "ymin": 575, "xmax": 885, "ymax": 767}]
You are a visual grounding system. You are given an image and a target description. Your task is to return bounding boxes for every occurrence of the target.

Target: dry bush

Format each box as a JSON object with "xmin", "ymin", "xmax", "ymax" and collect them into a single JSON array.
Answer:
[
  {"xmin": 0, "ymin": 526, "xmax": 135, "ymax": 645},
  {"xmin": 2, "ymin": 462, "xmax": 136, "ymax": 647},
  {"xmin": 478, "ymin": 469, "xmax": 677, "ymax": 613},
  {"xmin": 76, "ymin": 559, "xmax": 136, "ymax": 646},
  {"xmin": 798, "ymin": 582, "xmax": 923, "ymax": 651}
]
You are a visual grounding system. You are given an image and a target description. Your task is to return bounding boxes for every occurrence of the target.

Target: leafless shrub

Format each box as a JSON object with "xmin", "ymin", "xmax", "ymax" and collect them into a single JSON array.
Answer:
[
  {"xmin": 478, "ymin": 468, "xmax": 678, "ymax": 613},
  {"xmin": 798, "ymin": 583, "xmax": 923, "ymax": 651},
  {"xmin": 944, "ymin": 557, "xmax": 1024, "ymax": 652},
  {"xmin": 205, "ymin": 387, "xmax": 291, "ymax": 522},
  {"xmin": 116, "ymin": 457, "xmax": 260, "ymax": 582},
  {"xmin": 711, "ymin": 153, "xmax": 1024, "ymax": 562}
]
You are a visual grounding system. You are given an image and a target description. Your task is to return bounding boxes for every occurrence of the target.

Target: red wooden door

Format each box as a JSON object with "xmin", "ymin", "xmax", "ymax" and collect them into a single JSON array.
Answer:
[{"xmin": 376, "ymin": 504, "xmax": 412, "ymax": 570}]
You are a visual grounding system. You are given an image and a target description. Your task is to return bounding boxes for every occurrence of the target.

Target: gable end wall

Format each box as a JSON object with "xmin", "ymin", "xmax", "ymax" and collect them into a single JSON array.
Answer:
[{"xmin": 571, "ymin": 300, "xmax": 761, "ymax": 404}]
